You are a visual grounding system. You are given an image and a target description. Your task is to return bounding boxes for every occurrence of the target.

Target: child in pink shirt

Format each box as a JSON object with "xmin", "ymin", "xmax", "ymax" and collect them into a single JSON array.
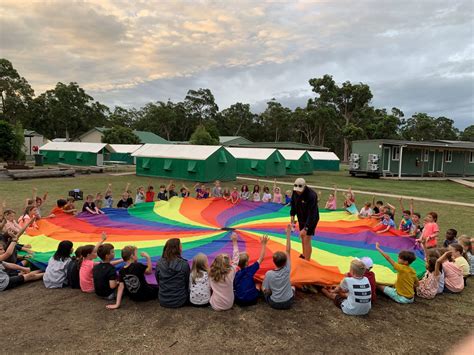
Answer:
[
  {"xmin": 209, "ymin": 232, "xmax": 239, "ymax": 311},
  {"xmin": 272, "ymin": 180, "xmax": 283, "ymax": 204},
  {"xmin": 417, "ymin": 212, "xmax": 439, "ymax": 248},
  {"xmin": 437, "ymin": 250, "xmax": 464, "ymax": 293},
  {"xmin": 325, "ymin": 185, "xmax": 337, "ymax": 210},
  {"xmin": 230, "ymin": 187, "xmax": 240, "ymax": 205}
]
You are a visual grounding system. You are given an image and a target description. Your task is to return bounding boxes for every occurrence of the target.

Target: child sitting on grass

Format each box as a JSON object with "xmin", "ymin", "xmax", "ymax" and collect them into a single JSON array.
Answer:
[
  {"xmin": 458, "ymin": 236, "xmax": 473, "ymax": 276},
  {"xmin": 443, "ymin": 229, "xmax": 458, "ymax": 248},
  {"xmin": 106, "ymin": 246, "xmax": 157, "ymax": 309},
  {"xmin": 82, "ymin": 194, "xmax": 103, "ymax": 215},
  {"xmin": 189, "ymin": 253, "xmax": 210, "ymax": 306},
  {"xmin": 252, "ymin": 184, "xmax": 261, "ymax": 202},
  {"xmin": 157, "ymin": 185, "xmax": 168, "ymax": 201},
  {"xmin": 343, "ymin": 187, "xmax": 355, "ymax": 208},
  {"xmin": 63, "ymin": 197, "xmax": 77, "ymax": 215},
  {"xmin": 230, "ymin": 187, "xmax": 240, "ymax": 204},
  {"xmin": 262, "ymin": 225, "xmax": 294, "ymax": 310},
  {"xmin": 375, "ymin": 242, "xmax": 418, "ymax": 304},
  {"xmin": 18, "ymin": 206, "xmax": 39, "ymax": 229},
  {"xmin": 135, "ymin": 186, "xmax": 145, "ymax": 204},
  {"xmin": 0, "ymin": 246, "xmax": 44, "ymax": 292},
  {"xmin": 372, "ymin": 199, "xmax": 383, "ymax": 215},
  {"xmin": 168, "ymin": 181, "xmax": 179, "ymax": 198},
  {"xmin": 240, "ymin": 185, "xmax": 251, "ymax": 201},
  {"xmin": 104, "ymin": 184, "xmax": 113, "ymax": 208},
  {"xmin": 222, "ymin": 188, "xmax": 231, "ymax": 201},
  {"xmin": 417, "ymin": 212, "xmax": 439, "ymax": 248},
  {"xmin": 284, "ymin": 190, "xmax": 292, "ymax": 206},
  {"xmin": 375, "ymin": 212, "xmax": 396, "ymax": 234},
  {"xmin": 180, "ymin": 185, "xmax": 190, "ymax": 198},
  {"xmin": 449, "ymin": 244, "xmax": 470, "ymax": 283},
  {"xmin": 209, "ymin": 232, "xmax": 239, "ymax": 311},
  {"xmin": 416, "ymin": 241, "xmax": 442, "ymax": 299},
  {"xmin": 261, "ymin": 186, "xmax": 272, "ymax": 203},
  {"xmin": 234, "ymin": 235, "xmax": 268, "ymax": 306},
  {"xmin": 436, "ymin": 249, "xmax": 464, "ymax": 293},
  {"xmin": 93, "ymin": 243, "xmax": 120, "ymax": 300},
  {"xmin": 351, "ymin": 257, "xmax": 377, "ymax": 303},
  {"xmin": 399, "ymin": 210, "xmax": 413, "ymax": 234},
  {"xmin": 212, "ymin": 180, "xmax": 222, "ymax": 198},
  {"xmin": 145, "ymin": 185, "xmax": 155, "ymax": 202},
  {"xmin": 325, "ymin": 185, "xmax": 337, "ymax": 210},
  {"xmin": 80, "ymin": 232, "xmax": 121, "ymax": 293},
  {"xmin": 359, "ymin": 202, "xmax": 373, "ymax": 218},
  {"xmin": 273, "ymin": 180, "xmax": 283, "ymax": 204},
  {"xmin": 67, "ymin": 246, "xmax": 85, "ymax": 289},
  {"xmin": 43, "ymin": 240, "xmax": 74, "ymax": 288},
  {"xmin": 322, "ymin": 259, "xmax": 372, "ymax": 316},
  {"xmin": 50, "ymin": 199, "xmax": 67, "ymax": 216}
]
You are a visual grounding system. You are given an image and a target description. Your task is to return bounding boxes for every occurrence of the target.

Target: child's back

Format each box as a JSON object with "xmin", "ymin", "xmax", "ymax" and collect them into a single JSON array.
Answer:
[
  {"xmin": 80, "ymin": 259, "xmax": 95, "ymax": 293},
  {"xmin": 120, "ymin": 262, "xmax": 157, "ymax": 301},
  {"xmin": 210, "ymin": 268, "xmax": 236, "ymax": 310},
  {"xmin": 339, "ymin": 275, "xmax": 371, "ymax": 315},
  {"xmin": 93, "ymin": 262, "xmax": 117, "ymax": 297},
  {"xmin": 234, "ymin": 262, "xmax": 260, "ymax": 305},
  {"xmin": 43, "ymin": 256, "xmax": 71, "ymax": 288},
  {"xmin": 189, "ymin": 271, "xmax": 210, "ymax": 305},
  {"xmin": 262, "ymin": 259, "xmax": 293, "ymax": 305}
]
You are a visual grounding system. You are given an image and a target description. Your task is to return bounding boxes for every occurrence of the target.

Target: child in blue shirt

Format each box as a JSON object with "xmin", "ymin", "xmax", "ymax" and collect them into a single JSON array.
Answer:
[
  {"xmin": 399, "ymin": 210, "xmax": 413, "ymax": 233},
  {"xmin": 234, "ymin": 235, "xmax": 268, "ymax": 306},
  {"xmin": 284, "ymin": 190, "xmax": 292, "ymax": 205},
  {"xmin": 376, "ymin": 212, "xmax": 396, "ymax": 234}
]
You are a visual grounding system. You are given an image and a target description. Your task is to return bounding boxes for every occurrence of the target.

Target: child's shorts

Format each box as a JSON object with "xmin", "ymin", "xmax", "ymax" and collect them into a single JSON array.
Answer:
[
  {"xmin": 5, "ymin": 275, "xmax": 25, "ymax": 290},
  {"xmin": 383, "ymin": 286, "xmax": 414, "ymax": 304}
]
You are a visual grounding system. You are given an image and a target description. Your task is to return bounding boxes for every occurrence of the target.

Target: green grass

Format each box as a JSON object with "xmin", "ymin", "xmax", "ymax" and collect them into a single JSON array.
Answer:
[{"xmin": 0, "ymin": 170, "xmax": 473, "ymax": 241}]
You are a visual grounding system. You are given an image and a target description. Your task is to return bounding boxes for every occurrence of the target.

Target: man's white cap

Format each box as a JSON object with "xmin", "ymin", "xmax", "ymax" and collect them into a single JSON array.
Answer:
[{"xmin": 293, "ymin": 178, "xmax": 306, "ymax": 192}]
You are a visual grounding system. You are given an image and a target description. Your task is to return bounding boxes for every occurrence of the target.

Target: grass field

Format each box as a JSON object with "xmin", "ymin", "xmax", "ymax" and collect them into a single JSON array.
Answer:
[{"xmin": 1, "ymin": 169, "xmax": 473, "ymax": 353}]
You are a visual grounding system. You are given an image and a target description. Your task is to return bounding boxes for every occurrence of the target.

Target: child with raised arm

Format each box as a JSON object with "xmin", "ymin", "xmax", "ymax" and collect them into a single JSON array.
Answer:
[
  {"xmin": 168, "ymin": 181, "xmax": 179, "ymax": 198},
  {"xmin": 106, "ymin": 246, "xmax": 158, "ymax": 309},
  {"xmin": 82, "ymin": 195, "xmax": 103, "ymax": 215},
  {"xmin": 321, "ymin": 259, "xmax": 371, "ymax": 316},
  {"xmin": 80, "ymin": 232, "xmax": 121, "ymax": 293},
  {"xmin": 18, "ymin": 206, "xmax": 39, "ymax": 229},
  {"xmin": 417, "ymin": 212, "xmax": 439, "ymax": 248},
  {"xmin": 32, "ymin": 188, "xmax": 48, "ymax": 218},
  {"xmin": 458, "ymin": 236, "xmax": 473, "ymax": 276},
  {"xmin": 375, "ymin": 212, "xmax": 396, "ymax": 234},
  {"xmin": 104, "ymin": 184, "xmax": 113, "ymax": 208},
  {"xmin": 43, "ymin": 240, "xmax": 74, "ymax": 288},
  {"xmin": 343, "ymin": 187, "xmax": 355, "ymax": 208},
  {"xmin": 437, "ymin": 249, "xmax": 464, "ymax": 293},
  {"xmin": 212, "ymin": 180, "xmax": 222, "ymax": 198},
  {"xmin": 0, "ymin": 250, "xmax": 44, "ymax": 292},
  {"xmin": 209, "ymin": 232, "xmax": 240, "ymax": 311},
  {"xmin": 180, "ymin": 185, "xmax": 190, "ymax": 198},
  {"xmin": 375, "ymin": 242, "xmax": 418, "ymax": 304},
  {"xmin": 135, "ymin": 186, "xmax": 145, "ymax": 204},
  {"xmin": 189, "ymin": 253, "xmax": 211, "ymax": 306},
  {"xmin": 261, "ymin": 186, "xmax": 272, "ymax": 203},
  {"xmin": 234, "ymin": 235, "xmax": 269, "ymax": 306},
  {"xmin": 416, "ymin": 240, "xmax": 442, "ymax": 299},
  {"xmin": 325, "ymin": 185, "xmax": 337, "ymax": 210},
  {"xmin": 262, "ymin": 225, "xmax": 294, "ymax": 309},
  {"xmin": 398, "ymin": 208, "xmax": 413, "ymax": 234}
]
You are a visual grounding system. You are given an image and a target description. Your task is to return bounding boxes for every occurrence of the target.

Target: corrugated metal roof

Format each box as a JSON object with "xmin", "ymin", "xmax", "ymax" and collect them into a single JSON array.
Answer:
[
  {"xmin": 238, "ymin": 141, "xmax": 329, "ymax": 151},
  {"xmin": 219, "ymin": 136, "xmax": 253, "ymax": 145},
  {"xmin": 353, "ymin": 139, "xmax": 474, "ymax": 149},
  {"xmin": 132, "ymin": 144, "xmax": 223, "ymax": 160},
  {"xmin": 40, "ymin": 142, "xmax": 115, "ymax": 153},
  {"xmin": 278, "ymin": 149, "xmax": 308, "ymax": 160},
  {"xmin": 226, "ymin": 147, "xmax": 277, "ymax": 159},
  {"xmin": 133, "ymin": 131, "xmax": 168, "ymax": 144},
  {"xmin": 109, "ymin": 144, "xmax": 143, "ymax": 154},
  {"xmin": 308, "ymin": 151, "xmax": 340, "ymax": 161}
]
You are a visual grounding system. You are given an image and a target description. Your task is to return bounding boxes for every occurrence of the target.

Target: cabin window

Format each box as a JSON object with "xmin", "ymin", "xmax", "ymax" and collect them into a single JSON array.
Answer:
[
  {"xmin": 142, "ymin": 158, "xmax": 150, "ymax": 170},
  {"xmin": 250, "ymin": 160, "xmax": 258, "ymax": 170},
  {"xmin": 391, "ymin": 147, "xmax": 400, "ymax": 161},
  {"xmin": 470, "ymin": 151, "xmax": 474, "ymax": 163},
  {"xmin": 163, "ymin": 159, "xmax": 173, "ymax": 171},
  {"xmin": 59, "ymin": 152, "xmax": 65, "ymax": 160},
  {"xmin": 187, "ymin": 161, "xmax": 197, "ymax": 172},
  {"xmin": 444, "ymin": 151, "xmax": 452, "ymax": 163},
  {"xmin": 76, "ymin": 152, "xmax": 83, "ymax": 160},
  {"xmin": 218, "ymin": 150, "xmax": 228, "ymax": 164},
  {"xmin": 422, "ymin": 150, "xmax": 429, "ymax": 162}
]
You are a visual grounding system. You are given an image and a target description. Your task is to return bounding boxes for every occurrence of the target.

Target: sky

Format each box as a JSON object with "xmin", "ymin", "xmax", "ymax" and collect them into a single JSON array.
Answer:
[{"xmin": 1, "ymin": 0, "xmax": 473, "ymax": 129}]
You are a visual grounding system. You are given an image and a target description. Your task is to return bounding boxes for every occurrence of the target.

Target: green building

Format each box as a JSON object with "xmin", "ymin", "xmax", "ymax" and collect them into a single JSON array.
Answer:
[
  {"xmin": 308, "ymin": 151, "xmax": 340, "ymax": 171},
  {"xmin": 219, "ymin": 136, "xmax": 253, "ymax": 146},
  {"xmin": 238, "ymin": 141, "xmax": 329, "ymax": 151},
  {"xmin": 350, "ymin": 139, "xmax": 474, "ymax": 178},
  {"xmin": 40, "ymin": 142, "xmax": 115, "ymax": 166},
  {"xmin": 108, "ymin": 144, "xmax": 142, "ymax": 164},
  {"xmin": 226, "ymin": 147, "xmax": 287, "ymax": 177},
  {"xmin": 133, "ymin": 144, "xmax": 237, "ymax": 182},
  {"xmin": 75, "ymin": 127, "xmax": 168, "ymax": 144},
  {"xmin": 278, "ymin": 149, "xmax": 313, "ymax": 175}
]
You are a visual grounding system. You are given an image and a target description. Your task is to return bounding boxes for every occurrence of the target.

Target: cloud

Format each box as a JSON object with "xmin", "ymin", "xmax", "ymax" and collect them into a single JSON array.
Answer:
[{"xmin": 0, "ymin": 0, "xmax": 472, "ymax": 128}]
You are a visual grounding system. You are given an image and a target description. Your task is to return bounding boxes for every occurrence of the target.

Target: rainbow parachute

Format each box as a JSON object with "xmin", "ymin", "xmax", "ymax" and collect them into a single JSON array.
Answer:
[{"xmin": 21, "ymin": 198, "xmax": 425, "ymax": 285}]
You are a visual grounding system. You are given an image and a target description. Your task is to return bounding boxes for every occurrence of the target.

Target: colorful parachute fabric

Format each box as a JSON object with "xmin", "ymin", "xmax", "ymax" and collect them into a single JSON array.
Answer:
[{"xmin": 21, "ymin": 198, "xmax": 426, "ymax": 285}]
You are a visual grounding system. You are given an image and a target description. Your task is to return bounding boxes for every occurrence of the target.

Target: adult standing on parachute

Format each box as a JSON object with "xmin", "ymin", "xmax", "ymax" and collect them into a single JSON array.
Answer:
[{"xmin": 290, "ymin": 178, "xmax": 319, "ymax": 260}]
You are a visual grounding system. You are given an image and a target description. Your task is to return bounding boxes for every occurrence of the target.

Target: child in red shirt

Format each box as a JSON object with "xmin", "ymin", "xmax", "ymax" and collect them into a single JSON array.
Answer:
[{"xmin": 145, "ymin": 186, "xmax": 155, "ymax": 203}]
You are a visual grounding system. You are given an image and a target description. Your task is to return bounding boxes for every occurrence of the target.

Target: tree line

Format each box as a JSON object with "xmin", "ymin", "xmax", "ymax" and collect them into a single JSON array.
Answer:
[{"xmin": 1, "ymin": 58, "xmax": 472, "ymax": 162}]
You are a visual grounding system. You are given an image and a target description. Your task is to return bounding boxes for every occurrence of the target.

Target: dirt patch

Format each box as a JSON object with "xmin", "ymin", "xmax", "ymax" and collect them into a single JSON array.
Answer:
[{"xmin": 2, "ymin": 282, "xmax": 472, "ymax": 354}]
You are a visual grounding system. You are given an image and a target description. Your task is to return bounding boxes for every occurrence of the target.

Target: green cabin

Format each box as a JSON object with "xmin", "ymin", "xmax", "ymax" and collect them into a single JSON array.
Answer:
[
  {"xmin": 278, "ymin": 149, "xmax": 313, "ymax": 175},
  {"xmin": 226, "ymin": 147, "xmax": 287, "ymax": 177},
  {"xmin": 308, "ymin": 151, "xmax": 340, "ymax": 171},
  {"xmin": 108, "ymin": 144, "xmax": 142, "ymax": 165},
  {"xmin": 40, "ymin": 142, "xmax": 115, "ymax": 166},
  {"xmin": 133, "ymin": 144, "xmax": 237, "ymax": 182},
  {"xmin": 350, "ymin": 139, "xmax": 474, "ymax": 178}
]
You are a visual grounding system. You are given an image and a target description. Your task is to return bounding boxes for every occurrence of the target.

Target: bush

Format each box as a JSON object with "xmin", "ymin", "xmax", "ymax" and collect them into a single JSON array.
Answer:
[
  {"xmin": 0, "ymin": 120, "xmax": 25, "ymax": 161},
  {"xmin": 102, "ymin": 126, "xmax": 141, "ymax": 144}
]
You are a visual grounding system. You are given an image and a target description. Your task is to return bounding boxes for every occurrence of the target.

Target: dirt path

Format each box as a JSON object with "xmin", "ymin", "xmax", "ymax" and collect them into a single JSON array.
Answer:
[{"xmin": 237, "ymin": 177, "xmax": 474, "ymax": 207}]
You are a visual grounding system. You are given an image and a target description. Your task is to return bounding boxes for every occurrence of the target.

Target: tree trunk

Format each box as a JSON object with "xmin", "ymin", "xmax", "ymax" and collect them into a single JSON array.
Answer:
[{"xmin": 343, "ymin": 137, "xmax": 349, "ymax": 163}]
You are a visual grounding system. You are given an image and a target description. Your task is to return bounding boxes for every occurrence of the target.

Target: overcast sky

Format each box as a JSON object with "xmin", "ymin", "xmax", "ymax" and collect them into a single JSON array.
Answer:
[{"xmin": 1, "ymin": 0, "xmax": 473, "ymax": 128}]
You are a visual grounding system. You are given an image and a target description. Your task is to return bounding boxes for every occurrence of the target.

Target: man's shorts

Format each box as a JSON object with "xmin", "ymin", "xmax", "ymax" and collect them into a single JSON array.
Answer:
[{"xmin": 383, "ymin": 286, "xmax": 414, "ymax": 304}]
